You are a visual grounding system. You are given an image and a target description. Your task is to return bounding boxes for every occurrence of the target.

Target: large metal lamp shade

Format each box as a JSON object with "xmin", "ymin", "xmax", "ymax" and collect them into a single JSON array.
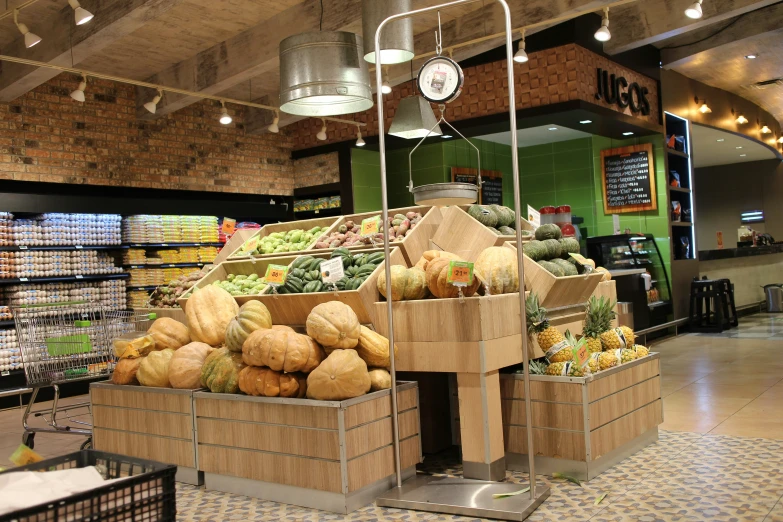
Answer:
[
  {"xmin": 362, "ymin": 0, "xmax": 415, "ymax": 64},
  {"xmin": 389, "ymin": 96, "xmax": 443, "ymax": 139},
  {"xmin": 279, "ymin": 31, "xmax": 374, "ymax": 117}
]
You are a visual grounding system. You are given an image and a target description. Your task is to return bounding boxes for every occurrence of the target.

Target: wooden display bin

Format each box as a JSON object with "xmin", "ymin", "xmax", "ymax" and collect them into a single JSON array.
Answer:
[
  {"xmin": 431, "ymin": 206, "xmax": 534, "ymax": 262},
  {"xmin": 194, "ymin": 382, "xmax": 422, "ymax": 514},
  {"xmin": 134, "ymin": 307, "xmax": 188, "ymax": 325},
  {"xmin": 500, "ymin": 353, "xmax": 663, "ymax": 481},
  {"xmin": 89, "ymin": 383, "xmax": 202, "ymax": 485},
  {"xmin": 212, "ymin": 228, "xmax": 258, "ymax": 265},
  {"xmin": 227, "ymin": 215, "xmax": 341, "ymax": 259},
  {"xmin": 307, "ymin": 206, "xmax": 442, "ymax": 266}
]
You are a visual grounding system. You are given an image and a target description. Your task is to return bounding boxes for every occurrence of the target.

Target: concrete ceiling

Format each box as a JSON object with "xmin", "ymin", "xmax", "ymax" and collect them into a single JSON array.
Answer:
[
  {"xmin": 478, "ymin": 125, "xmax": 592, "ymax": 148},
  {"xmin": 691, "ymin": 123, "xmax": 777, "ymax": 167}
]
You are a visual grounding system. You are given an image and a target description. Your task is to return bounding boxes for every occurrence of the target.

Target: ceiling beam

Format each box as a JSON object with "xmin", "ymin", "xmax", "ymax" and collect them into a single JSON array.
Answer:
[
  {"xmin": 660, "ymin": 2, "xmax": 783, "ymax": 68},
  {"xmin": 0, "ymin": 0, "xmax": 187, "ymax": 102},
  {"xmin": 604, "ymin": 0, "xmax": 780, "ymax": 55}
]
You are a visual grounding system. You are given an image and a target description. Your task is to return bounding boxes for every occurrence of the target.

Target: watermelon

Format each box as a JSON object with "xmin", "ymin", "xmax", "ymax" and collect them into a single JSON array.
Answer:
[
  {"xmin": 498, "ymin": 226, "xmax": 516, "ymax": 236},
  {"xmin": 534, "ymin": 223, "xmax": 562, "ymax": 241}
]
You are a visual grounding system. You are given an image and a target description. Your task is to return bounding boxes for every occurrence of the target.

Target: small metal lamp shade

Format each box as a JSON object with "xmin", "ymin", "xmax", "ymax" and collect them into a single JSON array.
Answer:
[
  {"xmin": 388, "ymin": 96, "xmax": 443, "ymax": 139},
  {"xmin": 362, "ymin": 0, "xmax": 415, "ymax": 64},
  {"xmin": 412, "ymin": 182, "xmax": 479, "ymax": 206},
  {"xmin": 279, "ymin": 31, "xmax": 374, "ymax": 117}
]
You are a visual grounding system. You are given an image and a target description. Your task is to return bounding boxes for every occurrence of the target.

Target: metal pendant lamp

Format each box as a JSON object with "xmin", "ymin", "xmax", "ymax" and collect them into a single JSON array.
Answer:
[
  {"xmin": 388, "ymin": 96, "xmax": 443, "ymax": 139},
  {"xmin": 362, "ymin": 0, "xmax": 415, "ymax": 64},
  {"xmin": 279, "ymin": 31, "xmax": 374, "ymax": 117}
]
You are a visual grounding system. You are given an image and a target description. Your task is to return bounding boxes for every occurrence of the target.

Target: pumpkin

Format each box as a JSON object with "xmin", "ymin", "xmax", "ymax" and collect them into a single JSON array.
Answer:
[
  {"xmin": 474, "ymin": 247, "xmax": 519, "ymax": 295},
  {"xmin": 425, "ymin": 257, "xmax": 481, "ymax": 299},
  {"xmin": 242, "ymin": 329, "xmax": 324, "ymax": 373},
  {"xmin": 147, "ymin": 317, "xmax": 190, "ymax": 351},
  {"xmin": 137, "ymin": 349, "xmax": 175, "ymax": 388},
  {"xmin": 420, "ymin": 250, "xmax": 462, "ymax": 271},
  {"xmin": 368, "ymin": 368, "xmax": 391, "ymax": 391},
  {"xmin": 168, "ymin": 342, "xmax": 214, "ymax": 389},
  {"xmin": 377, "ymin": 266, "xmax": 428, "ymax": 301},
  {"xmin": 238, "ymin": 366, "xmax": 307, "ymax": 398},
  {"xmin": 113, "ymin": 333, "xmax": 156, "ymax": 359},
  {"xmin": 306, "ymin": 302, "xmax": 360, "ymax": 350},
  {"xmin": 186, "ymin": 285, "xmax": 239, "ymax": 347},
  {"xmin": 355, "ymin": 326, "xmax": 397, "ymax": 368},
  {"xmin": 306, "ymin": 349, "xmax": 371, "ymax": 400},
  {"xmin": 112, "ymin": 357, "xmax": 143, "ymax": 385},
  {"xmin": 201, "ymin": 347, "xmax": 245, "ymax": 393},
  {"xmin": 225, "ymin": 301, "xmax": 272, "ymax": 352},
  {"xmin": 272, "ymin": 325, "xmax": 296, "ymax": 333}
]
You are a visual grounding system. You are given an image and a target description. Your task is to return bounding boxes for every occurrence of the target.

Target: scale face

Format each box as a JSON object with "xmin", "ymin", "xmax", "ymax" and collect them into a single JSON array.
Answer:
[{"xmin": 417, "ymin": 56, "xmax": 464, "ymax": 104}]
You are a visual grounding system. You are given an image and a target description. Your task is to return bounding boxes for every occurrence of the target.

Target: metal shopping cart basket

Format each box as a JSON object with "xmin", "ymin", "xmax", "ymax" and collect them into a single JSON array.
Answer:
[{"xmin": 13, "ymin": 302, "xmax": 155, "ymax": 451}]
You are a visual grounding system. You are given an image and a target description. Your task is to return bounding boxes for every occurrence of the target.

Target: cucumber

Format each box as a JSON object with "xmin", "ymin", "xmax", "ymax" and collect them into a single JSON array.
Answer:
[{"xmin": 291, "ymin": 256, "xmax": 314, "ymax": 270}]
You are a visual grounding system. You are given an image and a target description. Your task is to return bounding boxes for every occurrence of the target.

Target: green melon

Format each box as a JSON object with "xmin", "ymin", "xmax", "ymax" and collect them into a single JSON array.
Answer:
[
  {"xmin": 535, "ymin": 223, "xmax": 562, "ymax": 241},
  {"xmin": 542, "ymin": 239, "xmax": 562, "ymax": 259},
  {"xmin": 551, "ymin": 258, "xmax": 578, "ymax": 276},
  {"xmin": 490, "ymin": 205, "xmax": 515, "ymax": 227},
  {"xmin": 498, "ymin": 226, "xmax": 516, "ymax": 236},
  {"xmin": 538, "ymin": 260, "xmax": 564, "ymax": 277},
  {"xmin": 520, "ymin": 230, "xmax": 533, "ymax": 238},
  {"xmin": 559, "ymin": 237, "xmax": 580, "ymax": 257},
  {"xmin": 487, "ymin": 227, "xmax": 501, "ymax": 235},
  {"xmin": 467, "ymin": 205, "xmax": 498, "ymax": 228},
  {"xmin": 522, "ymin": 240, "xmax": 547, "ymax": 261}
]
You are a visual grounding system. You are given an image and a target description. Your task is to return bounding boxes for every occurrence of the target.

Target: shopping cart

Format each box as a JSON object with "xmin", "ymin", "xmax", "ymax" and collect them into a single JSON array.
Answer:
[{"xmin": 13, "ymin": 302, "xmax": 155, "ymax": 451}]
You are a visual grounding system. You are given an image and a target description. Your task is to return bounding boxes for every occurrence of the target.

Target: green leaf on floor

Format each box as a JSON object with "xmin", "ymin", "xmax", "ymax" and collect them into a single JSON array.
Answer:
[
  {"xmin": 552, "ymin": 472, "xmax": 582, "ymax": 486},
  {"xmin": 594, "ymin": 492, "xmax": 607, "ymax": 505},
  {"xmin": 492, "ymin": 487, "xmax": 530, "ymax": 499}
]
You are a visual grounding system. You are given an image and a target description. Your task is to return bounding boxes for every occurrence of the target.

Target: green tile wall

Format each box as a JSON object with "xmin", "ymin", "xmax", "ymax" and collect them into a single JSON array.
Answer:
[{"xmin": 351, "ymin": 148, "xmax": 382, "ymax": 213}]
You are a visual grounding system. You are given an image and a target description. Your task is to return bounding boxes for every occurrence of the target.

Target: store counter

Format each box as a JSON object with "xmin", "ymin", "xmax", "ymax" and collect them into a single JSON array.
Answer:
[{"xmin": 699, "ymin": 245, "xmax": 783, "ymax": 308}]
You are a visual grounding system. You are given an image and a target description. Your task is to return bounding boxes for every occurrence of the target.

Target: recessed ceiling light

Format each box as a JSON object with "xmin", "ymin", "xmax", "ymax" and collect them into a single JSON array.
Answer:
[
  {"xmin": 579, "ymin": 120, "xmax": 592, "ymax": 124},
  {"xmin": 736, "ymin": 146, "xmax": 743, "ymax": 149},
  {"xmin": 623, "ymin": 132, "xmax": 634, "ymax": 136},
  {"xmin": 745, "ymin": 54, "xmax": 757, "ymax": 59},
  {"xmin": 716, "ymin": 138, "xmax": 725, "ymax": 142},
  {"xmin": 441, "ymin": 134, "xmax": 453, "ymax": 139},
  {"xmin": 548, "ymin": 127, "xmax": 558, "ymax": 131},
  {"xmin": 740, "ymin": 154, "xmax": 747, "ymax": 157}
]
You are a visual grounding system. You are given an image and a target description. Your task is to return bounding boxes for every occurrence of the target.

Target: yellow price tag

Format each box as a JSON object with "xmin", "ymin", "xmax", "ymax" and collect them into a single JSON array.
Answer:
[
  {"xmin": 361, "ymin": 217, "xmax": 381, "ymax": 236},
  {"xmin": 242, "ymin": 236, "xmax": 260, "ymax": 254},
  {"xmin": 265, "ymin": 264, "xmax": 288, "ymax": 286},
  {"xmin": 573, "ymin": 344, "xmax": 590, "ymax": 368},
  {"xmin": 447, "ymin": 261, "xmax": 474, "ymax": 286},
  {"xmin": 10, "ymin": 444, "xmax": 43, "ymax": 466},
  {"xmin": 221, "ymin": 218, "xmax": 236, "ymax": 235},
  {"xmin": 568, "ymin": 253, "xmax": 590, "ymax": 265}
]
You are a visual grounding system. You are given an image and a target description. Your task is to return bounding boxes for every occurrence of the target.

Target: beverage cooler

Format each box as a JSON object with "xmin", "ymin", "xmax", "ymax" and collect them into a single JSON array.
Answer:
[{"xmin": 586, "ymin": 234, "xmax": 672, "ymax": 330}]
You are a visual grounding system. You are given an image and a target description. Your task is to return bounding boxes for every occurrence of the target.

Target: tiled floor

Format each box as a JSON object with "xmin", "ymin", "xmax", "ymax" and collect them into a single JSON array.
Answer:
[{"xmin": 4, "ymin": 313, "xmax": 783, "ymax": 521}]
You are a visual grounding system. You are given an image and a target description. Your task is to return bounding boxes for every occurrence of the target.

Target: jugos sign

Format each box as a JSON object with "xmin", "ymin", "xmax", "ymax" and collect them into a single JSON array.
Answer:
[{"xmin": 595, "ymin": 68, "xmax": 651, "ymax": 116}]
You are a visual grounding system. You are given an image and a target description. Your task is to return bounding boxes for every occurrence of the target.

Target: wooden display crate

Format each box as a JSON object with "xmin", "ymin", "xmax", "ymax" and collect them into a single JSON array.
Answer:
[
  {"xmin": 431, "ymin": 206, "xmax": 534, "ymax": 262},
  {"xmin": 504, "ymin": 243, "xmax": 604, "ymax": 309},
  {"xmin": 212, "ymin": 228, "xmax": 258, "ymax": 265},
  {"xmin": 307, "ymin": 206, "xmax": 442, "ymax": 266},
  {"xmin": 134, "ymin": 307, "xmax": 188, "ymax": 325},
  {"xmin": 227, "ymin": 215, "xmax": 341, "ymax": 259},
  {"xmin": 194, "ymin": 382, "xmax": 421, "ymax": 514},
  {"xmin": 500, "ymin": 354, "xmax": 662, "ymax": 481},
  {"xmin": 89, "ymin": 383, "xmax": 202, "ymax": 485}
]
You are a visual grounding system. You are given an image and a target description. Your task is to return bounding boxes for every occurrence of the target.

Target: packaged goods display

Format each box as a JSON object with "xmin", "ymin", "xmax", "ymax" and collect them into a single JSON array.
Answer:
[
  {"xmin": 148, "ymin": 271, "xmax": 204, "ymax": 308},
  {"xmin": 122, "ymin": 215, "xmax": 219, "ymax": 244},
  {"xmin": 0, "ymin": 329, "xmax": 20, "ymax": 372},
  {"xmin": 2, "ymin": 280, "xmax": 126, "ymax": 310},
  {"xmin": 0, "ymin": 250, "xmax": 124, "ymax": 279},
  {"xmin": 313, "ymin": 212, "xmax": 422, "ymax": 249},
  {"xmin": 238, "ymin": 226, "xmax": 327, "ymax": 255},
  {"xmin": 0, "ymin": 305, "xmax": 11, "ymax": 320},
  {"xmin": 2, "ymin": 213, "xmax": 123, "ymax": 247}
]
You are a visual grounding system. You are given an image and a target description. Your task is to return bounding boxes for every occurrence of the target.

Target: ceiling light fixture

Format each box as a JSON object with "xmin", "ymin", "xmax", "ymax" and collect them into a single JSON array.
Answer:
[
  {"xmin": 623, "ymin": 131, "xmax": 634, "ymax": 136},
  {"xmin": 716, "ymin": 138, "xmax": 725, "ymax": 142},
  {"xmin": 514, "ymin": 28, "xmax": 529, "ymax": 63},
  {"xmin": 219, "ymin": 101, "xmax": 232, "ymax": 125},
  {"xmin": 441, "ymin": 134, "xmax": 452, "ymax": 139},
  {"xmin": 70, "ymin": 73, "xmax": 87, "ymax": 102},
  {"xmin": 268, "ymin": 110, "xmax": 280, "ymax": 133},
  {"xmin": 388, "ymin": 96, "xmax": 442, "ymax": 139},
  {"xmin": 143, "ymin": 88, "xmax": 163, "ymax": 114},
  {"xmin": 685, "ymin": 0, "xmax": 703, "ymax": 19},
  {"xmin": 355, "ymin": 127, "xmax": 365, "ymax": 147},
  {"xmin": 381, "ymin": 67, "xmax": 392, "ymax": 94},
  {"xmin": 594, "ymin": 7, "xmax": 611, "ymax": 42},
  {"xmin": 778, "ymin": 137, "xmax": 783, "ymax": 144},
  {"xmin": 548, "ymin": 127, "xmax": 558, "ymax": 131},
  {"xmin": 736, "ymin": 114, "xmax": 748, "ymax": 125},
  {"xmin": 579, "ymin": 120, "xmax": 593, "ymax": 124},
  {"xmin": 316, "ymin": 119, "xmax": 328, "ymax": 141},
  {"xmin": 362, "ymin": 0, "xmax": 414, "ymax": 64},
  {"xmin": 736, "ymin": 146, "xmax": 743, "ymax": 149},
  {"xmin": 13, "ymin": 9, "xmax": 41, "ymax": 48},
  {"xmin": 694, "ymin": 96, "xmax": 711, "ymax": 114},
  {"xmin": 68, "ymin": 0, "xmax": 94, "ymax": 25},
  {"xmin": 745, "ymin": 54, "xmax": 757, "ymax": 59},
  {"xmin": 761, "ymin": 125, "xmax": 772, "ymax": 134},
  {"xmin": 740, "ymin": 154, "xmax": 747, "ymax": 157}
]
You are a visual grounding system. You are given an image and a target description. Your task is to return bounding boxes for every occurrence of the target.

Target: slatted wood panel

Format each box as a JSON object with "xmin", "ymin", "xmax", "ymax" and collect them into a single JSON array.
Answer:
[
  {"xmin": 501, "ymin": 399, "xmax": 584, "ymax": 431},
  {"xmin": 588, "ymin": 359, "xmax": 661, "ymax": 402},
  {"xmin": 431, "ymin": 206, "xmax": 502, "ymax": 263},
  {"xmin": 198, "ymin": 445, "xmax": 343, "ymax": 493},
  {"xmin": 197, "ymin": 418, "xmax": 340, "ymax": 460},
  {"xmin": 91, "ymin": 387, "xmax": 191, "ymax": 414},
  {"xmin": 343, "ymin": 387, "xmax": 417, "ymax": 428},
  {"xmin": 589, "ymin": 377, "xmax": 661, "ymax": 430},
  {"xmin": 346, "ymin": 436, "xmax": 421, "ymax": 493},
  {"xmin": 92, "ymin": 405, "xmax": 192, "ymax": 440},
  {"xmin": 344, "ymin": 409, "xmax": 419, "ymax": 460},
  {"xmin": 503, "ymin": 425, "xmax": 587, "ymax": 461},
  {"xmin": 195, "ymin": 397, "xmax": 338, "ymax": 430},
  {"xmin": 591, "ymin": 400, "xmax": 663, "ymax": 460},
  {"xmin": 93, "ymin": 428, "xmax": 195, "ymax": 468},
  {"xmin": 457, "ymin": 372, "xmax": 505, "ymax": 464},
  {"xmin": 500, "ymin": 377, "xmax": 583, "ymax": 404}
]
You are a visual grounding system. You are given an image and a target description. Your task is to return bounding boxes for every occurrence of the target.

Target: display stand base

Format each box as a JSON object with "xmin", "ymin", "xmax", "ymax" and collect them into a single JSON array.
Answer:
[
  {"xmin": 376, "ymin": 474, "xmax": 550, "ymax": 521},
  {"xmin": 175, "ymin": 466, "xmax": 203, "ymax": 486}
]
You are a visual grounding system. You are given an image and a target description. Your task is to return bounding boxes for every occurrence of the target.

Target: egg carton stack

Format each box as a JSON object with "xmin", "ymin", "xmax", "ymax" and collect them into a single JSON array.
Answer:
[
  {"xmin": 0, "ymin": 306, "xmax": 12, "ymax": 321},
  {"xmin": 178, "ymin": 247, "xmax": 200, "ymax": 263},
  {"xmin": 123, "ymin": 249, "xmax": 147, "ymax": 265},
  {"xmin": 0, "ymin": 329, "xmax": 21, "ymax": 373},
  {"xmin": 122, "ymin": 215, "xmax": 164, "ymax": 244},
  {"xmin": 12, "ymin": 214, "xmax": 122, "ymax": 246},
  {"xmin": 0, "ymin": 213, "xmax": 14, "ymax": 247},
  {"xmin": 198, "ymin": 246, "xmax": 219, "ymax": 264},
  {"xmin": 0, "ymin": 251, "xmax": 124, "ymax": 279},
  {"xmin": 3, "ymin": 279, "xmax": 126, "ymax": 313}
]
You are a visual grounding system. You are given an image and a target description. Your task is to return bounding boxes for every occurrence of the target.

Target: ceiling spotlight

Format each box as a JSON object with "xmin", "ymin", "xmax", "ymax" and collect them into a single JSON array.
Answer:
[
  {"xmin": 14, "ymin": 9, "xmax": 41, "ymax": 48},
  {"xmin": 268, "ymin": 110, "xmax": 280, "ymax": 133},
  {"xmin": 143, "ymin": 88, "xmax": 163, "ymax": 114},
  {"xmin": 514, "ymin": 28, "xmax": 529, "ymax": 63},
  {"xmin": 685, "ymin": 0, "xmax": 703, "ymax": 19},
  {"xmin": 68, "ymin": 0, "xmax": 94, "ymax": 25},
  {"xmin": 745, "ymin": 54, "xmax": 757, "ymax": 59},
  {"xmin": 716, "ymin": 138, "xmax": 725, "ymax": 142},
  {"xmin": 548, "ymin": 127, "xmax": 558, "ymax": 131},
  {"xmin": 761, "ymin": 125, "xmax": 772, "ymax": 134},
  {"xmin": 594, "ymin": 7, "xmax": 611, "ymax": 42},
  {"xmin": 441, "ymin": 134, "xmax": 453, "ymax": 139},
  {"xmin": 355, "ymin": 128, "xmax": 365, "ymax": 147},
  {"xmin": 70, "ymin": 74, "xmax": 87, "ymax": 103},
  {"xmin": 736, "ymin": 114, "xmax": 748, "ymax": 125},
  {"xmin": 219, "ymin": 101, "xmax": 232, "ymax": 125},
  {"xmin": 740, "ymin": 154, "xmax": 747, "ymax": 157},
  {"xmin": 579, "ymin": 120, "xmax": 593, "ymax": 124},
  {"xmin": 736, "ymin": 146, "xmax": 743, "ymax": 149},
  {"xmin": 316, "ymin": 119, "xmax": 327, "ymax": 141},
  {"xmin": 381, "ymin": 81, "xmax": 392, "ymax": 94},
  {"xmin": 695, "ymin": 97, "xmax": 711, "ymax": 113},
  {"xmin": 623, "ymin": 132, "xmax": 634, "ymax": 136}
]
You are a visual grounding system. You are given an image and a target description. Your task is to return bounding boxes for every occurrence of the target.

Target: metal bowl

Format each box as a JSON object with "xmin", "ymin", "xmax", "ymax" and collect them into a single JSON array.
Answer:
[{"xmin": 411, "ymin": 182, "xmax": 478, "ymax": 206}]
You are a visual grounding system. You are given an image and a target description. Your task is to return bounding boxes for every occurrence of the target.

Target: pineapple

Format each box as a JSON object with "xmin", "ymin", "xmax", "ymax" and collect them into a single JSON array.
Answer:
[
  {"xmin": 619, "ymin": 348, "xmax": 637, "ymax": 363},
  {"xmin": 545, "ymin": 361, "xmax": 571, "ymax": 376},
  {"xmin": 587, "ymin": 353, "xmax": 600, "ymax": 374},
  {"xmin": 529, "ymin": 359, "xmax": 548, "ymax": 375},
  {"xmin": 526, "ymin": 293, "xmax": 569, "ymax": 362},
  {"xmin": 601, "ymin": 326, "xmax": 633, "ymax": 351},
  {"xmin": 633, "ymin": 344, "xmax": 650, "ymax": 358},
  {"xmin": 583, "ymin": 296, "xmax": 615, "ymax": 353},
  {"xmin": 597, "ymin": 350, "xmax": 618, "ymax": 370},
  {"xmin": 620, "ymin": 326, "xmax": 635, "ymax": 347},
  {"xmin": 564, "ymin": 330, "xmax": 593, "ymax": 377}
]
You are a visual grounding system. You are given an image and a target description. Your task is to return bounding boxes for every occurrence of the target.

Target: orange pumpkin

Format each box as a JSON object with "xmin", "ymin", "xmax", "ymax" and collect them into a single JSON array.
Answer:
[
  {"xmin": 168, "ymin": 342, "xmax": 214, "ymax": 389},
  {"xmin": 306, "ymin": 349, "xmax": 371, "ymax": 400},
  {"xmin": 306, "ymin": 302, "xmax": 361, "ymax": 350},
  {"xmin": 147, "ymin": 317, "xmax": 190, "ymax": 351},
  {"xmin": 425, "ymin": 257, "xmax": 481, "ymax": 298},
  {"xmin": 238, "ymin": 366, "xmax": 307, "ymax": 398},
  {"xmin": 242, "ymin": 329, "xmax": 324, "ymax": 373},
  {"xmin": 186, "ymin": 285, "xmax": 238, "ymax": 347}
]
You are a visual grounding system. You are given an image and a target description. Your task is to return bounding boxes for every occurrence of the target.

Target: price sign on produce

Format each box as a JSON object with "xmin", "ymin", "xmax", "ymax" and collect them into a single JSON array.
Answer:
[
  {"xmin": 361, "ymin": 216, "xmax": 381, "ymax": 236},
  {"xmin": 264, "ymin": 264, "xmax": 288, "ymax": 286},
  {"xmin": 222, "ymin": 218, "xmax": 236, "ymax": 235},
  {"xmin": 242, "ymin": 236, "xmax": 259, "ymax": 254},
  {"xmin": 573, "ymin": 344, "xmax": 590, "ymax": 368},
  {"xmin": 447, "ymin": 261, "xmax": 474, "ymax": 286},
  {"xmin": 568, "ymin": 253, "xmax": 594, "ymax": 272},
  {"xmin": 320, "ymin": 257, "xmax": 344, "ymax": 284}
]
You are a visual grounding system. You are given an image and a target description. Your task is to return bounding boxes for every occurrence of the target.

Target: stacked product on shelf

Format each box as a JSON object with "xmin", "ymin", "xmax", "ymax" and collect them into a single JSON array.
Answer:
[
  {"xmin": 0, "ymin": 213, "xmax": 12, "ymax": 246},
  {"xmin": 0, "ymin": 250, "xmax": 124, "ymax": 278},
  {"xmin": 10, "ymin": 214, "xmax": 122, "ymax": 246},
  {"xmin": 127, "ymin": 290, "xmax": 151, "ymax": 309},
  {"xmin": 121, "ymin": 215, "xmax": 219, "ymax": 244},
  {"xmin": 129, "ymin": 268, "xmax": 166, "ymax": 287},
  {"xmin": 147, "ymin": 271, "xmax": 205, "ymax": 308},
  {"xmin": 0, "ymin": 329, "xmax": 20, "ymax": 373},
  {"xmin": 0, "ymin": 306, "xmax": 11, "ymax": 321},
  {"xmin": 123, "ymin": 249, "xmax": 147, "ymax": 265},
  {"xmin": 2, "ymin": 280, "xmax": 126, "ymax": 311}
]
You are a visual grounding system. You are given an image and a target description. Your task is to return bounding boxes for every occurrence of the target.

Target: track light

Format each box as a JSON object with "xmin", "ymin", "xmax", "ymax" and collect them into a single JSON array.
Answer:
[
  {"xmin": 761, "ymin": 125, "xmax": 772, "ymax": 134},
  {"xmin": 356, "ymin": 128, "xmax": 365, "ymax": 147},
  {"xmin": 594, "ymin": 7, "xmax": 611, "ymax": 42},
  {"xmin": 695, "ymin": 97, "xmax": 711, "ymax": 114},
  {"xmin": 514, "ymin": 29, "xmax": 529, "ymax": 63},
  {"xmin": 316, "ymin": 119, "xmax": 327, "ymax": 141},
  {"xmin": 14, "ymin": 9, "xmax": 41, "ymax": 48},
  {"xmin": 70, "ymin": 74, "xmax": 87, "ymax": 102},
  {"xmin": 268, "ymin": 110, "xmax": 280, "ymax": 133},
  {"xmin": 736, "ymin": 114, "xmax": 748, "ymax": 125},
  {"xmin": 685, "ymin": 0, "xmax": 703, "ymax": 19},
  {"xmin": 143, "ymin": 89, "xmax": 163, "ymax": 114},
  {"xmin": 219, "ymin": 101, "xmax": 232, "ymax": 125},
  {"xmin": 381, "ymin": 67, "xmax": 392, "ymax": 94},
  {"xmin": 68, "ymin": 0, "xmax": 94, "ymax": 25}
]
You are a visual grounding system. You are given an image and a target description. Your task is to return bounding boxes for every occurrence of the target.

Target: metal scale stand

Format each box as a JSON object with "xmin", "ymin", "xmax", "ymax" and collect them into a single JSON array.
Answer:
[{"xmin": 373, "ymin": 0, "xmax": 550, "ymax": 519}]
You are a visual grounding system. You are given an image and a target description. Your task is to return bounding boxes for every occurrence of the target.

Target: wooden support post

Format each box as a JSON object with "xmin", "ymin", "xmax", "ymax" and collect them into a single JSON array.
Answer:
[{"xmin": 457, "ymin": 371, "xmax": 506, "ymax": 481}]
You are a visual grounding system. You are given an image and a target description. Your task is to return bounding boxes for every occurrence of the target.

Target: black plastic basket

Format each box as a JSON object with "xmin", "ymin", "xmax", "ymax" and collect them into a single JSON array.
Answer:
[{"xmin": 0, "ymin": 450, "xmax": 176, "ymax": 522}]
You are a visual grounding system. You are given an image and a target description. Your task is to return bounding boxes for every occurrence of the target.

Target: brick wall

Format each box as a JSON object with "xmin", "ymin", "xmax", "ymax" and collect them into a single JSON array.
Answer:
[
  {"xmin": 292, "ymin": 152, "xmax": 340, "ymax": 189},
  {"xmin": 288, "ymin": 44, "xmax": 661, "ymax": 150},
  {"xmin": 0, "ymin": 73, "xmax": 297, "ymax": 195}
]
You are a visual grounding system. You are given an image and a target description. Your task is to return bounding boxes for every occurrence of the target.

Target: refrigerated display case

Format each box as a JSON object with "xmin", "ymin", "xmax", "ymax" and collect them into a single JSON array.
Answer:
[{"xmin": 586, "ymin": 234, "xmax": 672, "ymax": 330}]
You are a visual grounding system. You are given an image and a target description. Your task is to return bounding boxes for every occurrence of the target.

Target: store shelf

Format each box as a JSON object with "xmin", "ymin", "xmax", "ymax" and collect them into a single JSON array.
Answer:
[
  {"xmin": 293, "ymin": 208, "xmax": 342, "ymax": 218},
  {"xmin": 124, "ymin": 263, "xmax": 205, "ymax": 269},
  {"xmin": 669, "ymin": 186, "xmax": 692, "ymax": 194},
  {"xmin": 672, "ymin": 222, "xmax": 694, "ymax": 227},
  {"xmin": 0, "ymin": 244, "xmax": 127, "ymax": 252},
  {"xmin": 0, "ymin": 320, "xmax": 14, "ymax": 327},
  {"xmin": 0, "ymin": 273, "xmax": 129, "ymax": 285},
  {"xmin": 648, "ymin": 300, "xmax": 671, "ymax": 309},
  {"xmin": 0, "ymin": 369, "xmax": 23, "ymax": 378},
  {"xmin": 666, "ymin": 148, "xmax": 689, "ymax": 159},
  {"xmin": 124, "ymin": 243, "xmax": 223, "ymax": 248},
  {"xmin": 127, "ymin": 286, "xmax": 158, "ymax": 291}
]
